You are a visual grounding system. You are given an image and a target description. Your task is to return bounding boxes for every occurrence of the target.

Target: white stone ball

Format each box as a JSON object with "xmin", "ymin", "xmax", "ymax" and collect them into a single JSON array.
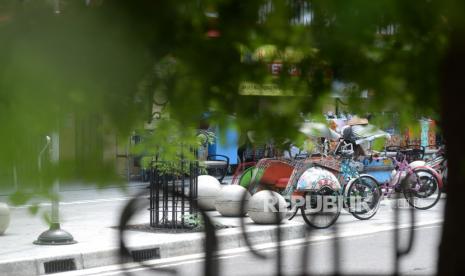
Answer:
[
  {"xmin": 0, "ymin": 203, "xmax": 11, "ymax": 235},
  {"xmin": 197, "ymin": 175, "xmax": 222, "ymax": 211},
  {"xmin": 248, "ymin": 191, "xmax": 288, "ymax": 224},
  {"xmin": 215, "ymin": 185, "xmax": 251, "ymax": 217}
]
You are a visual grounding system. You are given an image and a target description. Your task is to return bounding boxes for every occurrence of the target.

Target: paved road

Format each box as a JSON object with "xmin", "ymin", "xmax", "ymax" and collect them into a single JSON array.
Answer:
[
  {"xmin": 0, "ymin": 178, "xmax": 444, "ymax": 275},
  {"xmin": 60, "ymin": 223, "xmax": 441, "ymax": 276},
  {"xmin": 0, "ymin": 181, "xmax": 148, "ymax": 204}
]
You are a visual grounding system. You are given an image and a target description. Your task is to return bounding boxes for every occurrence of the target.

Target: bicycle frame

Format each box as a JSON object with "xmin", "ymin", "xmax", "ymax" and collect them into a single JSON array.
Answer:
[{"xmin": 381, "ymin": 155, "xmax": 443, "ymax": 198}]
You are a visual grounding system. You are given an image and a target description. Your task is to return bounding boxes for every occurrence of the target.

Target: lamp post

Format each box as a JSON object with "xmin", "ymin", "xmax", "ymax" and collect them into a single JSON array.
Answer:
[{"xmin": 34, "ymin": 133, "xmax": 76, "ymax": 245}]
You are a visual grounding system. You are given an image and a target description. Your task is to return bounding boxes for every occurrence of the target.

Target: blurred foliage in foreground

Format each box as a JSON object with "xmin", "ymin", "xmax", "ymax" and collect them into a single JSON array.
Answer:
[{"xmin": 0, "ymin": 0, "xmax": 458, "ymax": 204}]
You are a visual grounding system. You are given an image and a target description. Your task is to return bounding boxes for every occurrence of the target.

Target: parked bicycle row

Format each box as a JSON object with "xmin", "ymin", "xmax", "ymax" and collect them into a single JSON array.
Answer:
[{"xmin": 199, "ymin": 120, "xmax": 447, "ymax": 229}]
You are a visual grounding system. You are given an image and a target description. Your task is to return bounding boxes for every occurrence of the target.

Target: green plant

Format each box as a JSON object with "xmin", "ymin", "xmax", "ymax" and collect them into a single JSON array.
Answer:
[
  {"xmin": 197, "ymin": 130, "xmax": 216, "ymax": 147},
  {"xmin": 135, "ymin": 123, "xmax": 215, "ymax": 176},
  {"xmin": 182, "ymin": 213, "xmax": 227, "ymax": 231},
  {"xmin": 182, "ymin": 213, "xmax": 203, "ymax": 230}
]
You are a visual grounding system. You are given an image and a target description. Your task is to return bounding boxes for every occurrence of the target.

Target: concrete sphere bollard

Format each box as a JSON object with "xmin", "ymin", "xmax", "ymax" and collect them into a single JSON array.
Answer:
[
  {"xmin": 248, "ymin": 191, "xmax": 288, "ymax": 224},
  {"xmin": 215, "ymin": 185, "xmax": 251, "ymax": 217},
  {"xmin": 0, "ymin": 202, "xmax": 10, "ymax": 235},
  {"xmin": 197, "ymin": 175, "xmax": 222, "ymax": 211}
]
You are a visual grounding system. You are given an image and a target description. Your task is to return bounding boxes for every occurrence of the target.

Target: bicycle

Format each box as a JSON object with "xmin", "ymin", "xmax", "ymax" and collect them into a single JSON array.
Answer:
[
  {"xmin": 294, "ymin": 141, "xmax": 382, "ymax": 228},
  {"xmin": 242, "ymin": 141, "xmax": 382, "ymax": 229},
  {"xmin": 379, "ymin": 148, "xmax": 442, "ymax": 210},
  {"xmin": 410, "ymin": 145, "xmax": 447, "ymax": 189},
  {"xmin": 337, "ymin": 142, "xmax": 382, "ymax": 220}
]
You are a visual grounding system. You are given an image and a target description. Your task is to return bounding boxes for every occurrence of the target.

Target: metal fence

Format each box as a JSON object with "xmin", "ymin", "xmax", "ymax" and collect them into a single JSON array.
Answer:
[
  {"xmin": 149, "ymin": 160, "xmax": 199, "ymax": 229},
  {"xmin": 117, "ymin": 184, "xmax": 418, "ymax": 276}
]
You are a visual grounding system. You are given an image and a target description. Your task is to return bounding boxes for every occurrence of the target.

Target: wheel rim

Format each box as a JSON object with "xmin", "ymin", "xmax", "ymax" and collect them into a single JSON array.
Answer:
[
  {"xmin": 301, "ymin": 188, "xmax": 341, "ymax": 228},
  {"xmin": 347, "ymin": 176, "xmax": 381, "ymax": 219},
  {"xmin": 403, "ymin": 170, "xmax": 441, "ymax": 209}
]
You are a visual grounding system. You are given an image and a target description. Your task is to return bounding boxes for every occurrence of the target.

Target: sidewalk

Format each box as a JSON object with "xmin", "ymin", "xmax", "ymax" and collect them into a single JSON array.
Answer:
[{"xmin": 0, "ymin": 180, "xmax": 445, "ymax": 276}]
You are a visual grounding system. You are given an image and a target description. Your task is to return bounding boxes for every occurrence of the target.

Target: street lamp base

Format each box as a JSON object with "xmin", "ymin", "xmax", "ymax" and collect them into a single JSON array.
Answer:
[{"xmin": 34, "ymin": 223, "xmax": 77, "ymax": 245}]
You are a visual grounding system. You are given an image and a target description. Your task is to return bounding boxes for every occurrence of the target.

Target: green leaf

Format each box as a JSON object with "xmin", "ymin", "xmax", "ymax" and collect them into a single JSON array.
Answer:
[{"xmin": 28, "ymin": 204, "xmax": 40, "ymax": 216}]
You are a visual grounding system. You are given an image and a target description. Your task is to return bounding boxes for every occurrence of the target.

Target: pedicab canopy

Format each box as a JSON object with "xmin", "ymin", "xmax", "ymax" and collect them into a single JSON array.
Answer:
[
  {"xmin": 350, "ymin": 124, "xmax": 391, "ymax": 145},
  {"xmin": 299, "ymin": 122, "xmax": 341, "ymax": 140},
  {"xmin": 296, "ymin": 167, "xmax": 342, "ymax": 192},
  {"xmin": 347, "ymin": 116, "xmax": 369, "ymax": 126}
]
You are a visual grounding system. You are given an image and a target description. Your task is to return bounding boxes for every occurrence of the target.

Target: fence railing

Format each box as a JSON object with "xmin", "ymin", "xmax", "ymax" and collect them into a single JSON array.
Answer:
[{"xmin": 118, "ymin": 185, "xmax": 419, "ymax": 275}]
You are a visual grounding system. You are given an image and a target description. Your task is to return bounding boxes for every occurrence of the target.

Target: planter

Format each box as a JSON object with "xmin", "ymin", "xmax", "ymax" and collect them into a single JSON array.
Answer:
[
  {"xmin": 248, "ymin": 191, "xmax": 287, "ymax": 224},
  {"xmin": 197, "ymin": 175, "xmax": 222, "ymax": 210},
  {"xmin": 0, "ymin": 202, "xmax": 10, "ymax": 235},
  {"xmin": 215, "ymin": 185, "xmax": 250, "ymax": 217}
]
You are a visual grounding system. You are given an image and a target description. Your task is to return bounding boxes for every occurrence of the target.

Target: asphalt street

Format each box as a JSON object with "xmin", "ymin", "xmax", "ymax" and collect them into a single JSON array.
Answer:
[
  {"xmin": 0, "ymin": 177, "xmax": 444, "ymax": 276},
  {"xmin": 60, "ymin": 223, "xmax": 442, "ymax": 276}
]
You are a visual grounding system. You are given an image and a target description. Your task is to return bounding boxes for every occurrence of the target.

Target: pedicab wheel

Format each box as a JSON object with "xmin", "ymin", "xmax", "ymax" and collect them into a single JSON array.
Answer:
[
  {"xmin": 402, "ymin": 168, "xmax": 441, "ymax": 210},
  {"xmin": 347, "ymin": 175, "xmax": 382, "ymax": 220},
  {"xmin": 301, "ymin": 188, "xmax": 341, "ymax": 229}
]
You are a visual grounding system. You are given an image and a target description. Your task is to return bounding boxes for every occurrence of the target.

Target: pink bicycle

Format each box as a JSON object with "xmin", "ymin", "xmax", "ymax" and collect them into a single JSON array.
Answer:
[{"xmin": 379, "ymin": 148, "xmax": 443, "ymax": 210}]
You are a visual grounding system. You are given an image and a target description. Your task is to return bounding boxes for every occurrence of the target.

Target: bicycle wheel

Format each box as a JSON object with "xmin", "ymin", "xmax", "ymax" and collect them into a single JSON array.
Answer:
[
  {"xmin": 301, "ymin": 188, "xmax": 341, "ymax": 229},
  {"xmin": 346, "ymin": 175, "xmax": 382, "ymax": 220},
  {"xmin": 402, "ymin": 168, "xmax": 441, "ymax": 210}
]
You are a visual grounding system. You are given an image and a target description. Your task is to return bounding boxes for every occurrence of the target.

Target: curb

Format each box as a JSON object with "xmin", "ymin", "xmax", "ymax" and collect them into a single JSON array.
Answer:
[{"xmin": 0, "ymin": 222, "xmax": 308, "ymax": 276}]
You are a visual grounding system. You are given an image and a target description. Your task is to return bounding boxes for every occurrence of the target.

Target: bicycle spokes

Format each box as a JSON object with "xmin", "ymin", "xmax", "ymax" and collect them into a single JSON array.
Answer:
[{"xmin": 402, "ymin": 169, "xmax": 441, "ymax": 210}]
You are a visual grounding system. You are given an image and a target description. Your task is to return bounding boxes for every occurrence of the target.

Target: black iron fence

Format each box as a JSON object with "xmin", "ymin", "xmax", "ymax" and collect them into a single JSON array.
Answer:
[
  {"xmin": 149, "ymin": 160, "xmax": 199, "ymax": 229},
  {"xmin": 116, "ymin": 150, "xmax": 428, "ymax": 276}
]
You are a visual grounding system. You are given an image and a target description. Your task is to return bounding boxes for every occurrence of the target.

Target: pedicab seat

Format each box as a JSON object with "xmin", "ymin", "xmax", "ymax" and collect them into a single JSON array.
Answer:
[
  {"xmin": 275, "ymin": 178, "xmax": 290, "ymax": 189},
  {"xmin": 259, "ymin": 161, "xmax": 294, "ymax": 188}
]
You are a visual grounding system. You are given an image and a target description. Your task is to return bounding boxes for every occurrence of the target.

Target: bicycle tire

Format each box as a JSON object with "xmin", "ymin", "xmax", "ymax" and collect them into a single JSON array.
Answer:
[
  {"xmin": 346, "ymin": 175, "xmax": 382, "ymax": 220},
  {"xmin": 301, "ymin": 190, "xmax": 341, "ymax": 229},
  {"xmin": 402, "ymin": 168, "xmax": 441, "ymax": 210}
]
